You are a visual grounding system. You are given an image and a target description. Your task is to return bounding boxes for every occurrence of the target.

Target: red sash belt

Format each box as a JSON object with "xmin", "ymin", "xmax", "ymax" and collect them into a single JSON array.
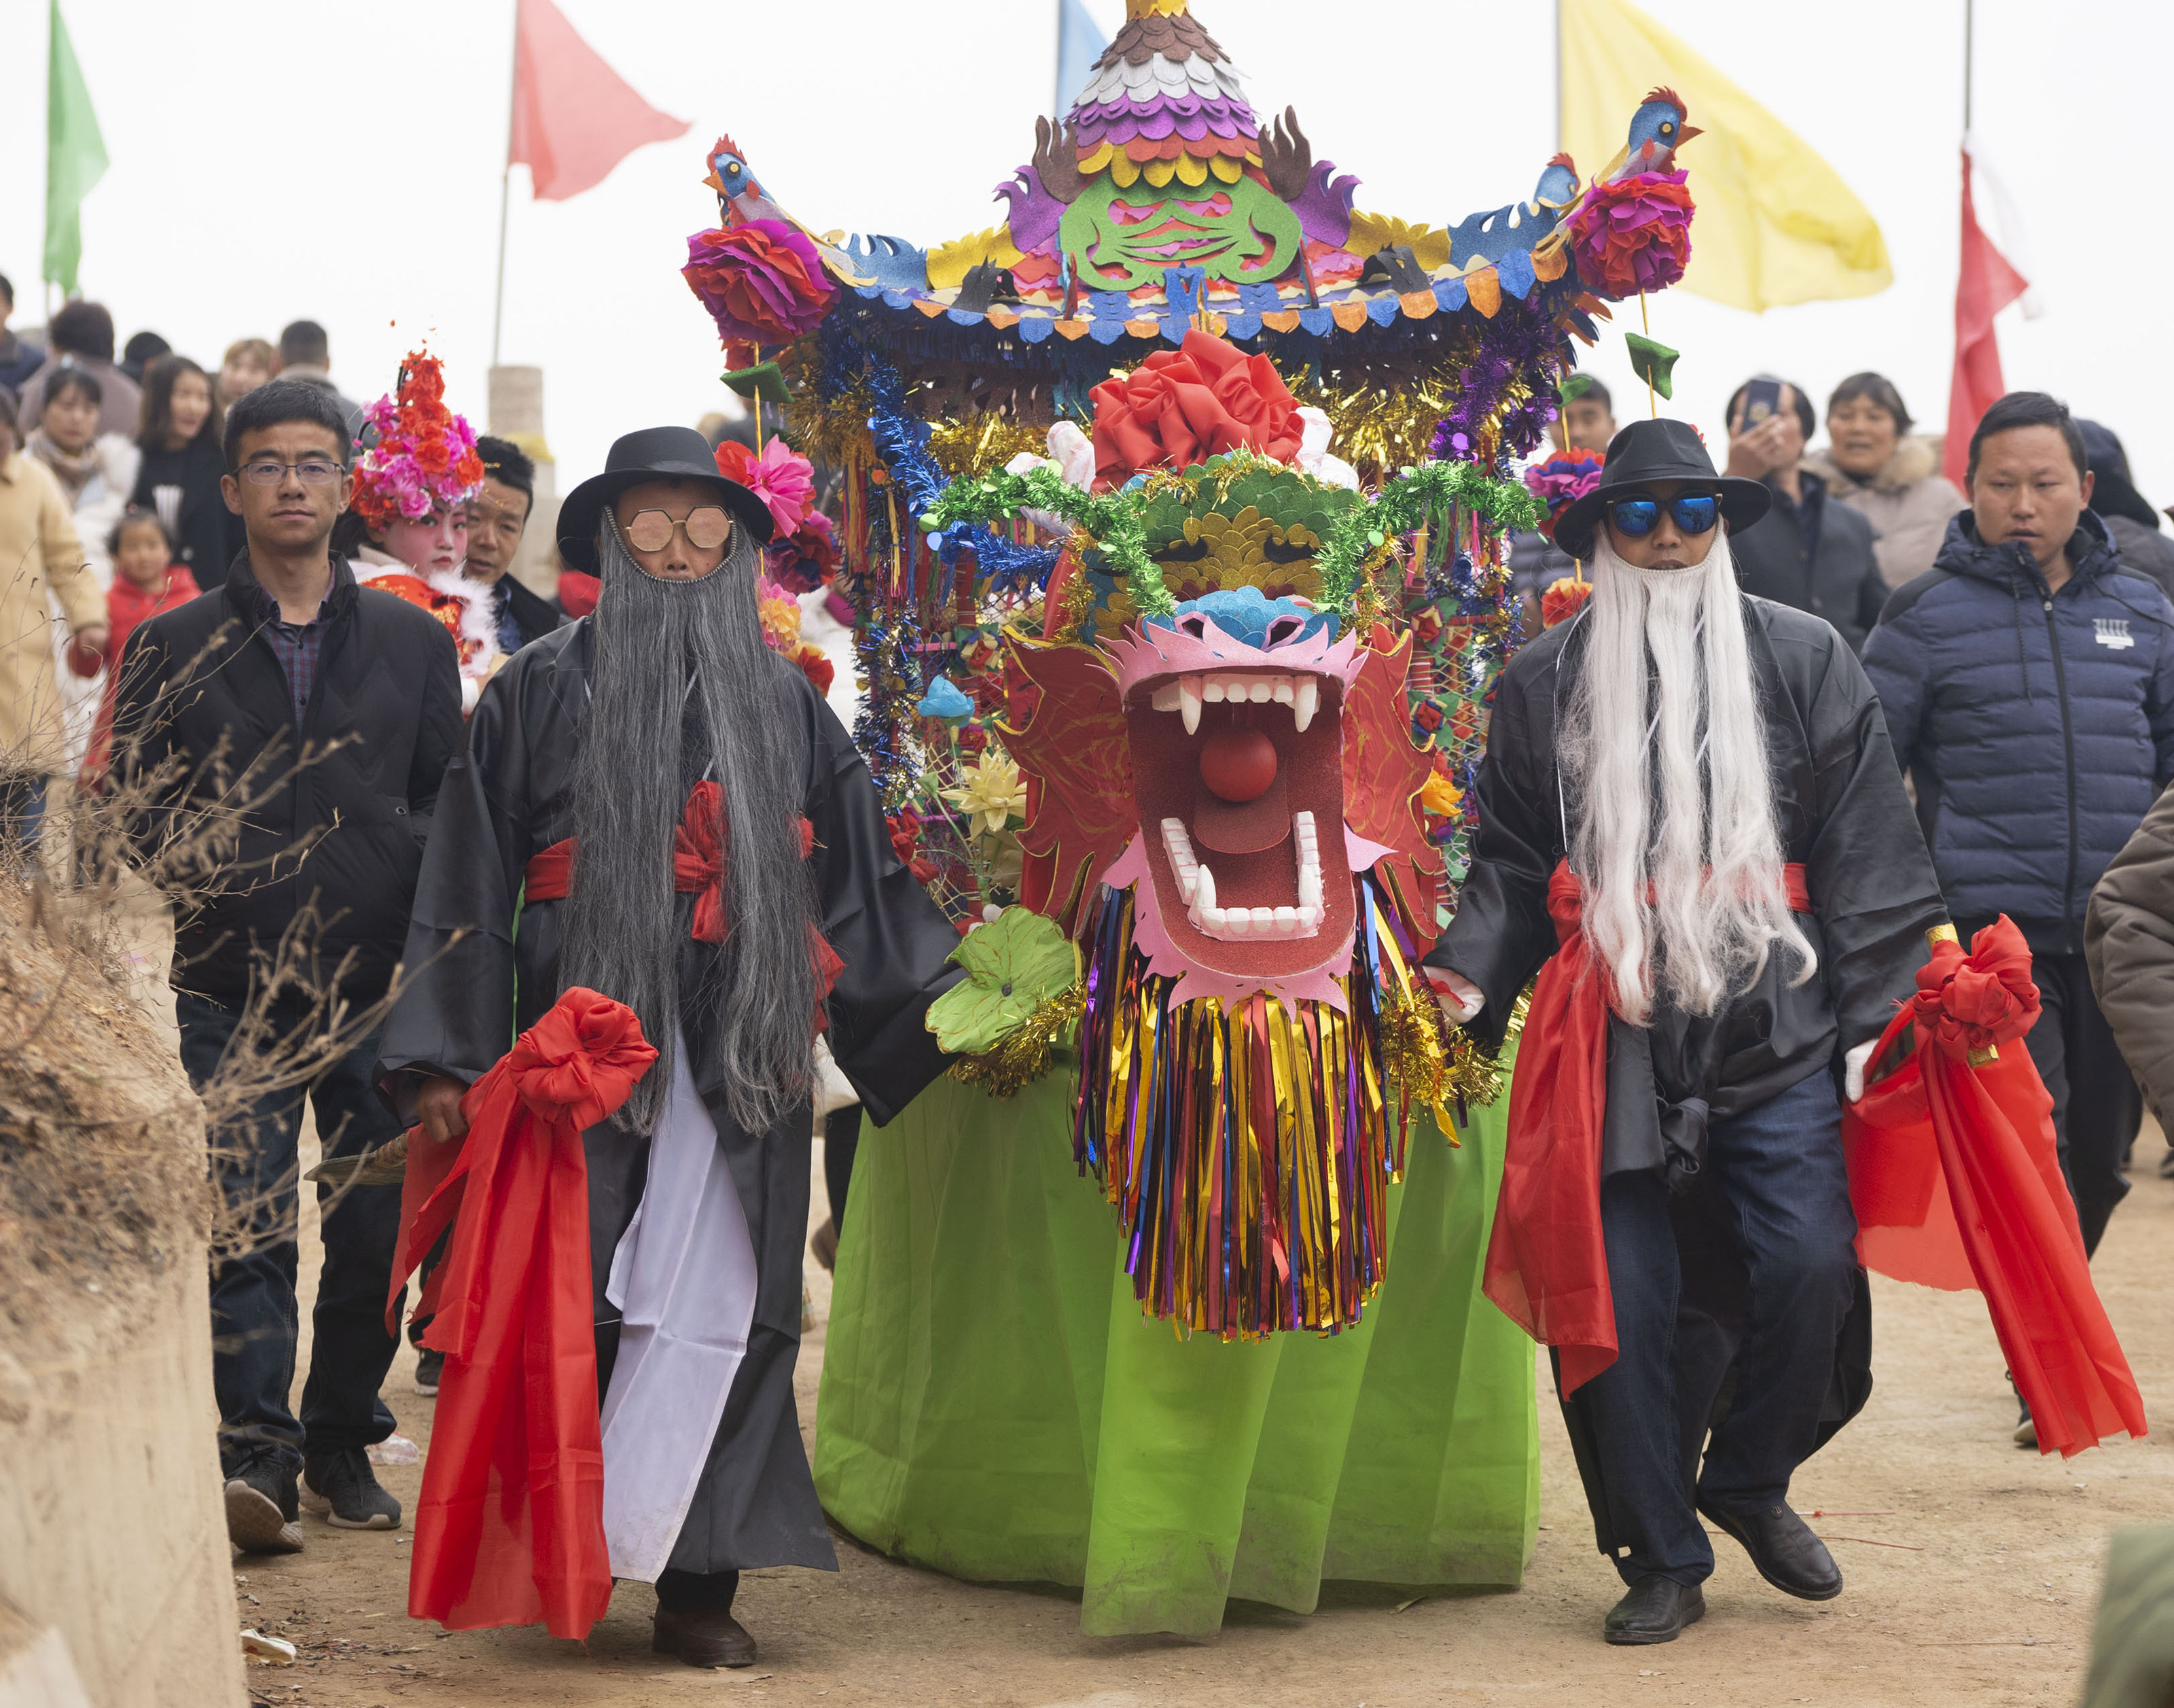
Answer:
[
  {"xmin": 1483, "ymin": 859, "xmax": 1809, "ymax": 1397},
  {"xmin": 523, "ymin": 781, "xmax": 842, "ymax": 1033}
]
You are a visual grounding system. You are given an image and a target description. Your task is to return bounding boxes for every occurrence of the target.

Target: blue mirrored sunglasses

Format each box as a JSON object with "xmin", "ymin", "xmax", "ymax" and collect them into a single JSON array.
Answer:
[{"xmin": 1607, "ymin": 493, "xmax": 1720, "ymax": 537}]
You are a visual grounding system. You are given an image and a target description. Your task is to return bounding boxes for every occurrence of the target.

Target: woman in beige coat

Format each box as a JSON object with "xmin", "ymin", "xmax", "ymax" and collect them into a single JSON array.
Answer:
[
  {"xmin": 0, "ymin": 385, "xmax": 109, "ymax": 845},
  {"xmin": 1799, "ymin": 372, "xmax": 1966, "ymax": 590}
]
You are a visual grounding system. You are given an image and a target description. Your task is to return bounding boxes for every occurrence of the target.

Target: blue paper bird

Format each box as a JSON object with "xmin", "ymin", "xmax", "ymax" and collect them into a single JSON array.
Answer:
[
  {"xmin": 1444, "ymin": 154, "xmax": 1584, "ymax": 271},
  {"xmin": 1597, "ymin": 88, "xmax": 1702, "ymax": 185}
]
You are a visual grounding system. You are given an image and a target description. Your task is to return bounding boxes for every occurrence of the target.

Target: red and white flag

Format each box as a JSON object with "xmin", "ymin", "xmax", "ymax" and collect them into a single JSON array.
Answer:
[{"xmin": 510, "ymin": 0, "xmax": 688, "ymax": 202}]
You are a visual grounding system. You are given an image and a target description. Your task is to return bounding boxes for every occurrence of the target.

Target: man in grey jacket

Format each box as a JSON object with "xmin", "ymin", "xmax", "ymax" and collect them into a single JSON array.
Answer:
[{"xmin": 2086, "ymin": 780, "xmax": 2174, "ymax": 1177}]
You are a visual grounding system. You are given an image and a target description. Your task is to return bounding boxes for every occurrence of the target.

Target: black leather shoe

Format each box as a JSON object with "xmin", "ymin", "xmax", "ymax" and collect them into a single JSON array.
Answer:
[
  {"xmin": 1604, "ymin": 1575, "xmax": 1705, "ymax": 1645},
  {"xmin": 1699, "ymin": 1500, "xmax": 1842, "ymax": 1601},
  {"xmin": 654, "ymin": 1607, "xmax": 758, "ymax": 1669}
]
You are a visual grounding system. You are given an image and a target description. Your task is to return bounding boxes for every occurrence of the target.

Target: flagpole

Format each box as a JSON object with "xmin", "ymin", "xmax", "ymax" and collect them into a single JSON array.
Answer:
[
  {"xmin": 1054, "ymin": 0, "xmax": 1063, "ymax": 119},
  {"xmin": 491, "ymin": 1, "xmax": 518, "ymax": 368},
  {"xmin": 1962, "ymin": 0, "xmax": 1974, "ymax": 133},
  {"xmin": 1553, "ymin": 0, "xmax": 1563, "ymax": 154}
]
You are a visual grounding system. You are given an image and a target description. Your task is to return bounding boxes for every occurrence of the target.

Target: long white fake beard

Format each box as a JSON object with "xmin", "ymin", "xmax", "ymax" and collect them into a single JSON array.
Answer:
[{"xmin": 1557, "ymin": 529, "xmax": 1815, "ymax": 1025}]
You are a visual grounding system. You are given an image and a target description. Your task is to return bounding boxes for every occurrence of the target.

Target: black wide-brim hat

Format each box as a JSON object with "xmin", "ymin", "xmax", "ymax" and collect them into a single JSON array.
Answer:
[
  {"xmin": 1554, "ymin": 417, "xmax": 1770, "ymax": 561},
  {"xmin": 556, "ymin": 424, "xmax": 774, "ymax": 572}
]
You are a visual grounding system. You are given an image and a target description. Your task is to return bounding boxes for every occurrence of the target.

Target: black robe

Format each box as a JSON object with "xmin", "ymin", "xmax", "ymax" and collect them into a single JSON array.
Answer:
[
  {"xmin": 376, "ymin": 619, "xmax": 963, "ymax": 1576},
  {"xmin": 1429, "ymin": 595, "xmax": 1947, "ymax": 1552}
]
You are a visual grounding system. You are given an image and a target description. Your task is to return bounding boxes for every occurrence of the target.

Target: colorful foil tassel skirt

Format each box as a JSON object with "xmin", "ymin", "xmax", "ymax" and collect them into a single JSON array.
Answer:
[{"xmin": 1073, "ymin": 878, "xmax": 1436, "ymax": 1336}]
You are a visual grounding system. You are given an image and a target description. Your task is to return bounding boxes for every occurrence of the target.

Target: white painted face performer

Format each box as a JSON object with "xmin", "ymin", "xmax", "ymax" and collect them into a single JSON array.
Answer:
[
  {"xmin": 1428, "ymin": 417, "xmax": 1949, "ymax": 1647},
  {"xmin": 378, "ymin": 426, "xmax": 965, "ymax": 1669}
]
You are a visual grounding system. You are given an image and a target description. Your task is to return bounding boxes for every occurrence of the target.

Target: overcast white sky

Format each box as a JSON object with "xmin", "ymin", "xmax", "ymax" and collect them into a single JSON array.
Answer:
[{"xmin": 6, "ymin": 0, "xmax": 2170, "ymax": 505}]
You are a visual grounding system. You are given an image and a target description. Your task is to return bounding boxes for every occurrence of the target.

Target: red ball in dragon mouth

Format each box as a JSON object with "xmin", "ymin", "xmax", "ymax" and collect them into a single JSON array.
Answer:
[{"xmin": 1198, "ymin": 726, "xmax": 1279, "ymax": 803}]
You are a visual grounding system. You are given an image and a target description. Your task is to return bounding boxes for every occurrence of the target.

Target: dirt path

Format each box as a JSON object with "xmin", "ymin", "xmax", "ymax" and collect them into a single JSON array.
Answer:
[{"xmin": 238, "ymin": 1119, "xmax": 2174, "ymax": 1708}]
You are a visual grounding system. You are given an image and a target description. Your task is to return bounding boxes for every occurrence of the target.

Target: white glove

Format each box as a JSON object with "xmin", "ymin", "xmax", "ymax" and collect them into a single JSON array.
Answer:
[
  {"xmin": 1843, "ymin": 1039, "xmax": 1877, "ymax": 1105},
  {"xmin": 1425, "ymin": 967, "xmax": 1486, "ymax": 1025}
]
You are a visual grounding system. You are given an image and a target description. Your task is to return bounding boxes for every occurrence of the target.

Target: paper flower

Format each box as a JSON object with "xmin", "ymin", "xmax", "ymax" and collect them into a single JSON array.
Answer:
[
  {"xmin": 924, "ymin": 906, "xmax": 1081, "ymax": 1057},
  {"xmin": 350, "ymin": 350, "xmax": 484, "ymax": 533},
  {"xmin": 944, "ymin": 749, "xmax": 1027, "ymax": 837},
  {"xmin": 1523, "ymin": 446, "xmax": 1606, "ymax": 540},
  {"xmin": 886, "ymin": 808, "xmax": 940, "ymax": 885},
  {"xmin": 764, "ymin": 506, "xmax": 838, "ymax": 593},
  {"xmin": 1090, "ymin": 329, "xmax": 1304, "ymax": 488},
  {"xmin": 1565, "ymin": 171, "xmax": 1694, "ymax": 298},
  {"xmin": 1419, "ymin": 772, "xmax": 1464, "ymax": 819},
  {"xmin": 715, "ymin": 437, "xmax": 815, "ymax": 537},
  {"xmin": 755, "ymin": 575, "xmax": 802, "ymax": 654},
  {"xmin": 682, "ymin": 219, "xmax": 838, "ymax": 346},
  {"xmin": 791, "ymin": 643, "xmax": 834, "ymax": 697},
  {"xmin": 916, "ymin": 675, "xmax": 975, "ymax": 723},
  {"xmin": 1542, "ymin": 576, "xmax": 1595, "ymax": 628}
]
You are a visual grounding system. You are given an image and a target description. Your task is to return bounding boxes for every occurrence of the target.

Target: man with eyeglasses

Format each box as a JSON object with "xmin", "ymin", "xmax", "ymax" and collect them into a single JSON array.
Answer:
[
  {"xmin": 108, "ymin": 378, "xmax": 463, "ymax": 1555},
  {"xmin": 1424, "ymin": 418, "xmax": 1951, "ymax": 1644},
  {"xmin": 375, "ymin": 425, "xmax": 963, "ymax": 1667}
]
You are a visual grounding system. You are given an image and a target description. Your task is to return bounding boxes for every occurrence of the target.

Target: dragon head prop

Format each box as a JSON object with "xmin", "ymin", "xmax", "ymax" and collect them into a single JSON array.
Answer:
[{"xmin": 928, "ymin": 333, "xmax": 1539, "ymax": 1337}]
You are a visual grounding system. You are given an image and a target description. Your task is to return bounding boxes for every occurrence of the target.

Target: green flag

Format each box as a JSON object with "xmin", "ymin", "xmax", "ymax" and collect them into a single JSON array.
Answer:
[{"xmin": 44, "ymin": 0, "xmax": 108, "ymax": 296}]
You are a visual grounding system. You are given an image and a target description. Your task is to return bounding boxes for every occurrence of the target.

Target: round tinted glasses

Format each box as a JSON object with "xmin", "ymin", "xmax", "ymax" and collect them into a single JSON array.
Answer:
[
  {"xmin": 624, "ymin": 505, "xmax": 733, "ymax": 554},
  {"xmin": 1607, "ymin": 493, "xmax": 1720, "ymax": 537}
]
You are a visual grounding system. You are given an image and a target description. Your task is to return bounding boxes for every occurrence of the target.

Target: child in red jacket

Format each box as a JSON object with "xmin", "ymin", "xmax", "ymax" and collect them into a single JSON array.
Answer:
[{"xmin": 72, "ymin": 509, "xmax": 201, "ymax": 789}]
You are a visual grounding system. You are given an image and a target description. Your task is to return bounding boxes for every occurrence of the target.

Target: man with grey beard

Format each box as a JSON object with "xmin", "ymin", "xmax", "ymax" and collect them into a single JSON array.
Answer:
[
  {"xmin": 1426, "ymin": 419, "xmax": 1948, "ymax": 1645},
  {"xmin": 377, "ymin": 426, "xmax": 962, "ymax": 1668}
]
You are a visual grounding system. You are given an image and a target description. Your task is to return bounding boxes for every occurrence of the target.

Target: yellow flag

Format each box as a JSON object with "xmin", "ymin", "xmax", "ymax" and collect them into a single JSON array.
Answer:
[{"xmin": 1559, "ymin": 0, "xmax": 1891, "ymax": 312}]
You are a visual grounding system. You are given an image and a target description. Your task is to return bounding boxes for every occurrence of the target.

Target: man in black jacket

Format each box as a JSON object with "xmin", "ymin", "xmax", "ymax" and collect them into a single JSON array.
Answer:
[
  {"xmin": 465, "ymin": 435, "xmax": 562, "ymax": 652},
  {"xmin": 1724, "ymin": 377, "xmax": 1889, "ymax": 653},
  {"xmin": 110, "ymin": 380, "xmax": 463, "ymax": 1554},
  {"xmin": 1429, "ymin": 421, "xmax": 1947, "ymax": 1645}
]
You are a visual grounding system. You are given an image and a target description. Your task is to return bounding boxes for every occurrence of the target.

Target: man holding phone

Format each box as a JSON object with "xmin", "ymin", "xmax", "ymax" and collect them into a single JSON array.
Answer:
[{"xmin": 1724, "ymin": 376, "xmax": 1889, "ymax": 654}]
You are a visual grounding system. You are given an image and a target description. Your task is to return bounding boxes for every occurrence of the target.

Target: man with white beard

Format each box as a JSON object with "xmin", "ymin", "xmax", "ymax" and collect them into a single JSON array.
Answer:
[
  {"xmin": 378, "ymin": 427, "xmax": 963, "ymax": 1667},
  {"xmin": 1428, "ymin": 419, "xmax": 1948, "ymax": 1645}
]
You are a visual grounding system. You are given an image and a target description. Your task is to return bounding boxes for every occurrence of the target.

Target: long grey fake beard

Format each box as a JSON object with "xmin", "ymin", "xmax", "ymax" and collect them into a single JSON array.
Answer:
[
  {"xmin": 1556, "ymin": 529, "xmax": 1816, "ymax": 1026},
  {"xmin": 558, "ymin": 519, "xmax": 820, "ymax": 1134}
]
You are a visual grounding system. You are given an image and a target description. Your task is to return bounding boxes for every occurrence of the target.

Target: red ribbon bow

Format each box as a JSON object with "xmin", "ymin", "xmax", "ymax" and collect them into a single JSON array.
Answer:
[{"xmin": 1907, "ymin": 930, "xmax": 2040, "ymax": 1061}]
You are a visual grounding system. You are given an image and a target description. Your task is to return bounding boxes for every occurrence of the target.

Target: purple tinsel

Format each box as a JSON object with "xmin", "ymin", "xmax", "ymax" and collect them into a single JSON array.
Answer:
[{"xmin": 1427, "ymin": 298, "xmax": 1566, "ymax": 467}]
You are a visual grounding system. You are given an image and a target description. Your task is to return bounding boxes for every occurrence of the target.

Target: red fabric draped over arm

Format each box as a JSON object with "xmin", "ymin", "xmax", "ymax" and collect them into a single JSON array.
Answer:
[
  {"xmin": 385, "ymin": 989, "xmax": 658, "ymax": 1639},
  {"xmin": 1845, "ymin": 919, "xmax": 2146, "ymax": 1457}
]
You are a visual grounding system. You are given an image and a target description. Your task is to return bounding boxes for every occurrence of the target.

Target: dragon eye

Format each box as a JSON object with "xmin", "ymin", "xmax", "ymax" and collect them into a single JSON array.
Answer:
[
  {"xmin": 1180, "ymin": 616, "xmax": 1207, "ymax": 638},
  {"xmin": 1268, "ymin": 619, "xmax": 1303, "ymax": 644},
  {"xmin": 1660, "ymin": 122, "xmax": 1675, "ymax": 135}
]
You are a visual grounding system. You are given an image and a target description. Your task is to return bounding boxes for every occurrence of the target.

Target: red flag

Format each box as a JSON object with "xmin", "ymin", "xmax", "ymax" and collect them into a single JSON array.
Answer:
[
  {"xmin": 1943, "ymin": 146, "xmax": 2031, "ymax": 493},
  {"xmin": 510, "ymin": 0, "xmax": 688, "ymax": 202}
]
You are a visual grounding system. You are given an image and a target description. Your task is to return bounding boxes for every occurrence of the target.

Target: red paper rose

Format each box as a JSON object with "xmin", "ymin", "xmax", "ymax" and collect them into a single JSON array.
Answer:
[
  {"xmin": 1565, "ymin": 172, "xmax": 1695, "ymax": 298},
  {"xmin": 683, "ymin": 219, "xmax": 838, "ymax": 346},
  {"xmin": 1090, "ymin": 329, "xmax": 1304, "ymax": 488}
]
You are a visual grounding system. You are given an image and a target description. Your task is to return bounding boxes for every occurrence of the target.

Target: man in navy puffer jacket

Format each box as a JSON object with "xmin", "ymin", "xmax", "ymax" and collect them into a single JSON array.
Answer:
[{"xmin": 1865, "ymin": 393, "xmax": 2174, "ymax": 1268}]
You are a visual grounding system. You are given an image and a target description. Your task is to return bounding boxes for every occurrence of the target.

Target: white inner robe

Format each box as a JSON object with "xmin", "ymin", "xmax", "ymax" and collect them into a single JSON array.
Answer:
[{"xmin": 598, "ymin": 1028, "xmax": 759, "ymax": 1582}]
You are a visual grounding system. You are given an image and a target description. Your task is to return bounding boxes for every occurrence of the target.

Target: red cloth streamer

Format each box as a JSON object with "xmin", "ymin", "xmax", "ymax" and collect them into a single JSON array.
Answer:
[
  {"xmin": 1845, "ymin": 919, "xmax": 2147, "ymax": 1457},
  {"xmin": 523, "ymin": 785, "xmax": 840, "ymax": 1029},
  {"xmin": 1484, "ymin": 859, "xmax": 1809, "ymax": 1396},
  {"xmin": 387, "ymin": 989, "xmax": 658, "ymax": 1639},
  {"xmin": 1090, "ymin": 328, "xmax": 1304, "ymax": 488}
]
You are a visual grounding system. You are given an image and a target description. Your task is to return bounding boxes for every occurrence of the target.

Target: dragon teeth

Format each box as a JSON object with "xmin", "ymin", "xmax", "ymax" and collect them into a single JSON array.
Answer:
[{"xmin": 1176, "ymin": 811, "xmax": 1328, "ymax": 941}]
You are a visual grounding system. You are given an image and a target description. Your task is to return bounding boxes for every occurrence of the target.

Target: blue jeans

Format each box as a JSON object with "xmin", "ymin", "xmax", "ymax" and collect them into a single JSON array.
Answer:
[
  {"xmin": 178, "ymin": 990, "xmax": 408, "ymax": 1477},
  {"xmin": 1574, "ymin": 1069, "xmax": 1859, "ymax": 1588}
]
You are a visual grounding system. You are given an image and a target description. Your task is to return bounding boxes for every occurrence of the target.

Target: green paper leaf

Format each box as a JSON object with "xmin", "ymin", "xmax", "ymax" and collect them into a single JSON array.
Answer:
[
  {"xmin": 1558, "ymin": 373, "xmax": 1595, "ymax": 404},
  {"xmin": 1623, "ymin": 334, "xmax": 1681, "ymax": 402},
  {"xmin": 926, "ymin": 907, "xmax": 1080, "ymax": 1056},
  {"xmin": 721, "ymin": 361, "xmax": 791, "ymax": 406}
]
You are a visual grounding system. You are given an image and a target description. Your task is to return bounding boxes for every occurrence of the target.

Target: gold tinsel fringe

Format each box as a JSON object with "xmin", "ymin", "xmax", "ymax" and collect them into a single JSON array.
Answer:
[
  {"xmin": 923, "ymin": 415, "xmax": 1053, "ymax": 484},
  {"xmin": 946, "ymin": 983, "xmax": 1088, "ymax": 1099},
  {"xmin": 1378, "ymin": 978, "xmax": 1521, "ymax": 1131}
]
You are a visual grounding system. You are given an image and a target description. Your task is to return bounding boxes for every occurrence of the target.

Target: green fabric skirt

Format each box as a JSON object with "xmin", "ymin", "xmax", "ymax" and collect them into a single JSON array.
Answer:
[{"xmin": 813, "ymin": 1063, "xmax": 1539, "ymax": 1636}]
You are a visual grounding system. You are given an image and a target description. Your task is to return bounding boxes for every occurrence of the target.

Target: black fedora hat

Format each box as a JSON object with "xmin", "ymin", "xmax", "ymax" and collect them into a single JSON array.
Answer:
[
  {"xmin": 1553, "ymin": 418, "xmax": 1770, "ymax": 561},
  {"xmin": 556, "ymin": 424, "xmax": 774, "ymax": 571}
]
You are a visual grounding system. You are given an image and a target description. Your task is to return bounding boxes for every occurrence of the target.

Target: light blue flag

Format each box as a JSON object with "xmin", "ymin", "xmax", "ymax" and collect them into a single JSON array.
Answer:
[{"xmin": 1056, "ymin": 0, "xmax": 1107, "ymax": 116}]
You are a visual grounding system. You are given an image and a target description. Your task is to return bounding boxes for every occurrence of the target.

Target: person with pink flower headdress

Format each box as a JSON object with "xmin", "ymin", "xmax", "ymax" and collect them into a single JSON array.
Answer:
[{"xmin": 334, "ymin": 351, "xmax": 501, "ymax": 711}]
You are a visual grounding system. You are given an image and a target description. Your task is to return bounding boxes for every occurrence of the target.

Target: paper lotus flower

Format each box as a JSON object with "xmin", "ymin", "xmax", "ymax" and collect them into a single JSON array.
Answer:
[
  {"xmin": 944, "ymin": 750, "xmax": 1027, "ymax": 837},
  {"xmin": 682, "ymin": 219, "xmax": 838, "ymax": 347},
  {"xmin": 1565, "ymin": 171, "xmax": 1694, "ymax": 298},
  {"xmin": 924, "ymin": 906, "xmax": 1081, "ymax": 1058},
  {"xmin": 350, "ymin": 350, "xmax": 484, "ymax": 534},
  {"xmin": 716, "ymin": 436, "xmax": 815, "ymax": 537},
  {"xmin": 1523, "ymin": 446, "xmax": 1606, "ymax": 540}
]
